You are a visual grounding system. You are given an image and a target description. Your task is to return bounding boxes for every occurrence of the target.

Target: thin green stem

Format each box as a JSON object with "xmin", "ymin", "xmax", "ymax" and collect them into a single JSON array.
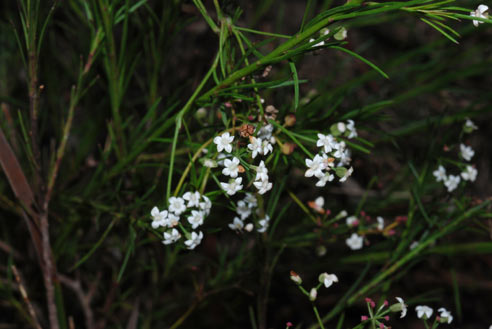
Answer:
[
  {"xmin": 167, "ymin": 53, "xmax": 220, "ymax": 200},
  {"xmin": 312, "ymin": 305, "xmax": 326, "ymax": 329}
]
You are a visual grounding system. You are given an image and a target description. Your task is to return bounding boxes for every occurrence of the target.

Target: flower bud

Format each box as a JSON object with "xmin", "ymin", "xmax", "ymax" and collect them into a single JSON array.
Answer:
[
  {"xmin": 290, "ymin": 270, "xmax": 302, "ymax": 285},
  {"xmin": 334, "ymin": 167, "xmax": 348, "ymax": 178},
  {"xmin": 309, "ymin": 288, "xmax": 317, "ymax": 301},
  {"xmin": 334, "ymin": 27, "xmax": 348, "ymax": 41},
  {"xmin": 316, "ymin": 245, "xmax": 327, "ymax": 257},
  {"xmin": 281, "ymin": 142, "xmax": 296, "ymax": 155},
  {"xmin": 284, "ymin": 114, "xmax": 296, "ymax": 127},
  {"xmin": 195, "ymin": 107, "xmax": 207, "ymax": 120}
]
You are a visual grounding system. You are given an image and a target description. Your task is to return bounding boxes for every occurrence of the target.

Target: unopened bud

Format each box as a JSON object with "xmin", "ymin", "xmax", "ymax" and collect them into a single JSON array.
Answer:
[
  {"xmin": 334, "ymin": 27, "xmax": 348, "ymax": 41},
  {"xmin": 316, "ymin": 245, "xmax": 327, "ymax": 257},
  {"xmin": 244, "ymin": 223, "xmax": 254, "ymax": 232},
  {"xmin": 281, "ymin": 142, "xmax": 296, "ymax": 155},
  {"xmin": 290, "ymin": 271, "xmax": 302, "ymax": 285},
  {"xmin": 284, "ymin": 114, "xmax": 296, "ymax": 127},
  {"xmin": 309, "ymin": 288, "xmax": 317, "ymax": 301}
]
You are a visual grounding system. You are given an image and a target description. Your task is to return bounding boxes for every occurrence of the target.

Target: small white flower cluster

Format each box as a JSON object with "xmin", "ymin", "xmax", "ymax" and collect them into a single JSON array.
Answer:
[
  {"xmin": 150, "ymin": 191, "xmax": 212, "ymax": 250},
  {"xmin": 210, "ymin": 125, "xmax": 275, "ymax": 234},
  {"xmin": 415, "ymin": 305, "xmax": 453, "ymax": 324},
  {"xmin": 228, "ymin": 193, "xmax": 271, "ymax": 233},
  {"xmin": 290, "ymin": 271, "xmax": 338, "ymax": 302},
  {"xmin": 213, "ymin": 127, "xmax": 274, "ymax": 196},
  {"xmin": 432, "ymin": 119, "xmax": 478, "ymax": 192},
  {"xmin": 305, "ymin": 120, "xmax": 357, "ymax": 187},
  {"xmin": 346, "ymin": 232, "xmax": 364, "ymax": 250},
  {"xmin": 338, "ymin": 211, "xmax": 387, "ymax": 250}
]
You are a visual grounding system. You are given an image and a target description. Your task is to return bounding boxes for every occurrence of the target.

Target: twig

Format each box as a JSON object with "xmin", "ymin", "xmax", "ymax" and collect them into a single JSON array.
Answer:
[
  {"xmin": 0, "ymin": 240, "xmax": 23, "ymax": 260},
  {"xmin": 126, "ymin": 298, "xmax": 140, "ymax": 329},
  {"xmin": 11, "ymin": 265, "xmax": 43, "ymax": 329},
  {"xmin": 95, "ymin": 281, "xmax": 119, "ymax": 329},
  {"xmin": 39, "ymin": 212, "xmax": 58, "ymax": 329},
  {"xmin": 58, "ymin": 274, "xmax": 95, "ymax": 329}
]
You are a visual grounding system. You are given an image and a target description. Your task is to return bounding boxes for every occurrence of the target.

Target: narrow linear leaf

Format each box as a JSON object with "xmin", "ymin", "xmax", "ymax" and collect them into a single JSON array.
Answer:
[
  {"xmin": 421, "ymin": 18, "xmax": 459, "ymax": 44},
  {"xmin": 330, "ymin": 46, "xmax": 389, "ymax": 79},
  {"xmin": 69, "ymin": 219, "xmax": 116, "ymax": 271},
  {"xmin": 289, "ymin": 61, "xmax": 300, "ymax": 111}
]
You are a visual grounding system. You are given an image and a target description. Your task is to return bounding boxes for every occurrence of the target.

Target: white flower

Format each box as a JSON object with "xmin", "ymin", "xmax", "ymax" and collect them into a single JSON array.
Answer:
[
  {"xmin": 162, "ymin": 229, "xmax": 181, "ymax": 245},
  {"xmin": 337, "ymin": 149, "xmax": 351, "ymax": 166},
  {"xmin": 228, "ymin": 217, "xmax": 244, "ymax": 231},
  {"xmin": 461, "ymin": 165, "xmax": 477, "ymax": 182},
  {"xmin": 346, "ymin": 233, "xmax": 363, "ymax": 250},
  {"xmin": 305, "ymin": 154, "xmax": 325, "ymax": 178},
  {"xmin": 316, "ymin": 173, "xmax": 335, "ymax": 187},
  {"xmin": 257, "ymin": 215, "xmax": 270, "ymax": 233},
  {"xmin": 187, "ymin": 210, "xmax": 205, "ymax": 229},
  {"xmin": 257, "ymin": 124, "xmax": 274, "ymax": 140},
  {"xmin": 150, "ymin": 207, "xmax": 168, "ymax": 229},
  {"xmin": 183, "ymin": 191, "xmax": 201, "ymax": 208},
  {"xmin": 313, "ymin": 196, "xmax": 324, "ymax": 212},
  {"xmin": 333, "ymin": 141, "xmax": 346, "ymax": 159},
  {"xmin": 184, "ymin": 231, "xmax": 203, "ymax": 250},
  {"xmin": 203, "ymin": 158, "xmax": 217, "ymax": 168},
  {"xmin": 470, "ymin": 4, "xmax": 489, "ymax": 27},
  {"xmin": 168, "ymin": 197, "xmax": 187, "ymax": 215},
  {"xmin": 319, "ymin": 272, "xmax": 339, "ymax": 288},
  {"xmin": 167, "ymin": 213, "xmax": 180, "ymax": 227},
  {"xmin": 255, "ymin": 160, "xmax": 269, "ymax": 181},
  {"xmin": 464, "ymin": 118, "xmax": 478, "ymax": 131},
  {"xmin": 346, "ymin": 216, "xmax": 358, "ymax": 226},
  {"xmin": 409, "ymin": 241, "xmax": 419, "ymax": 250},
  {"xmin": 261, "ymin": 140, "xmax": 273, "ymax": 156},
  {"xmin": 415, "ymin": 305, "xmax": 433, "ymax": 319},
  {"xmin": 339, "ymin": 166, "xmax": 354, "ymax": 183},
  {"xmin": 309, "ymin": 288, "xmax": 318, "ymax": 301},
  {"xmin": 460, "ymin": 144, "xmax": 474, "ymax": 161},
  {"xmin": 199, "ymin": 195, "xmax": 212, "ymax": 215},
  {"xmin": 214, "ymin": 132, "xmax": 234, "ymax": 153},
  {"xmin": 254, "ymin": 179, "xmax": 273, "ymax": 195},
  {"xmin": 217, "ymin": 152, "xmax": 229, "ymax": 166},
  {"xmin": 394, "ymin": 297, "xmax": 407, "ymax": 318},
  {"xmin": 248, "ymin": 137, "xmax": 263, "ymax": 159},
  {"xmin": 438, "ymin": 308, "xmax": 453, "ymax": 324},
  {"xmin": 223, "ymin": 157, "xmax": 241, "ymax": 178},
  {"xmin": 221, "ymin": 177, "xmax": 243, "ymax": 195},
  {"xmin": 243, "ymin": 193, "xmax": 258, "ymax": 208},
  {"xmin": 444, "ymin": 175, "xmax": 460, "ymax": 192},
  {"xmin": 346, "ymin": 120, "xmax": 358, "ymax": 139},
  {"xmin": 317, "ymin": 133, "xmax": 337, "ymax": 153},
  {"xmin": 433, "ymin": 165, "xmax": 447, "ymax": 182},
  {"xmin": 236, "ymin": 200, "xmax": 252, "ymax": 220},
  {"xmin": 377, "ymin": 216, "xmax": 384, "ymax": 230}
]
